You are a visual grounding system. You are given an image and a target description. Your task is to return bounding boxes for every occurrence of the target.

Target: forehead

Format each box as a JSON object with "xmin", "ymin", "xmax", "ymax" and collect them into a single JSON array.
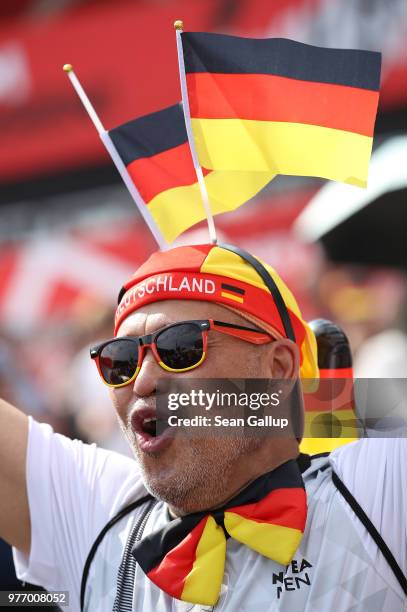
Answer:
[{"xmin": 116, "ymin": 299, "xmax": 244, "ymax": 337}]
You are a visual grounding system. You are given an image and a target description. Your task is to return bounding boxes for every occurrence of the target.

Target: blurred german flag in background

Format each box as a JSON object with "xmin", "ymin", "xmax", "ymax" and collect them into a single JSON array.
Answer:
[
  {"xmin": 181, "ymin": 33, "xmax": 381, "ymax": 187},
  {"xmin": 109, "ymin": 104, "xmax": 272, "ymax": 243}
]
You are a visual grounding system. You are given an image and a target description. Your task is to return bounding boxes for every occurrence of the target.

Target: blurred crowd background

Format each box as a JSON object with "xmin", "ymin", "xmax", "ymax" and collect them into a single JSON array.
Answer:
[{"xmin": 0, "ymin": 0, "xmax": 407, "ymax": 590}]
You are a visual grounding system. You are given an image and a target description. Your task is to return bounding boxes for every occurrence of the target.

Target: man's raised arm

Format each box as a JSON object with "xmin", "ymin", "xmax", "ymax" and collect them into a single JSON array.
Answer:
[{"xmin": 0, "ymin": 400, "xmax": 30, "ymax": 553}]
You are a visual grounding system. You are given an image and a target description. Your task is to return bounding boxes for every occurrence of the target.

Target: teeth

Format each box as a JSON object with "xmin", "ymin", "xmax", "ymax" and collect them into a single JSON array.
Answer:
[{"xmin": 143, "ymin": 417, "xmax": 156, "ymax": 424}]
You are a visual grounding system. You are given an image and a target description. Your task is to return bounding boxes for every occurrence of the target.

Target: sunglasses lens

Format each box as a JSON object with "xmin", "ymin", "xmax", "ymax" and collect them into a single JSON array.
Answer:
[
  {"xmin": 99, "ymin": 339, "xmax": 139, "ymax": 386},
  {"xmin": 156, "ymin": 323, "xmax": 204, "ymax": 370}
]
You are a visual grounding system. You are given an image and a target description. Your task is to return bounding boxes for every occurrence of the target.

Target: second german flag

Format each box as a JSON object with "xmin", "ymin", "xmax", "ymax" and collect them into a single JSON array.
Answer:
[
  {"xmin": 109, "ymin": 104, "xmax": 272, "ymax": 243},
  {"xmin": 182, "ymin": 33, "xmax": 381, "ymax": 188}
]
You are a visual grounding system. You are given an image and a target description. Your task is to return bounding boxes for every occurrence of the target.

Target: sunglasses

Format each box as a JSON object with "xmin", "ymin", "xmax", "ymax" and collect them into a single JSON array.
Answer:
[{"xmin": 90, "ymin": 319, "xmax": 272, "ymax": 388}]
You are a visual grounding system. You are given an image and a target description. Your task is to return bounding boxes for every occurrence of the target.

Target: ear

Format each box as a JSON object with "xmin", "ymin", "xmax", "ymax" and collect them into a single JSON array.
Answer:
[
  {"xmin": 265, "ymin": 339, "xmax": 299, "ymax": 380},
  {"xmin": 265, "ymin": 340, "xmax": 301, "ymax": 432}
]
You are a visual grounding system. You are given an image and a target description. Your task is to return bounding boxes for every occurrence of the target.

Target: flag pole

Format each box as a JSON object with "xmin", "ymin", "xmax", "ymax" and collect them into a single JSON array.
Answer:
[
  {"xmin": 174, "ymin": 21, "xmax": 217, "ymax": 245},
  {"xmin": 62, "ymin": 64, "xmax": 168, "ymax": 250}
]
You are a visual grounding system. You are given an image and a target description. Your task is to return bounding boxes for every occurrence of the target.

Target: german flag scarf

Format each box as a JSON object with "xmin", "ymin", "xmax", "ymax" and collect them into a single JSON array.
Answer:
[{"xmin": 132, "ymin": 459, "xmax": 307, "ymax": 605}]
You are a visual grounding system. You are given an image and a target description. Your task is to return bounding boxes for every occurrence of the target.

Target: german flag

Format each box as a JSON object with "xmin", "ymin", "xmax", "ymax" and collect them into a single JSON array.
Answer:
[
  {"xmin": 108, "ymin": 104, "xmax": 273, "ymax": 243},
  {"xmin": 301, "ymin": 367, "xmax": 359, "ymax": 455},
  {"xmin": 181, "ymin": 33, "xmax": 381, "ymax": 187},
  {"xmin": 220, "ymin": 282, "xmax": 245, "ymax": 304}
]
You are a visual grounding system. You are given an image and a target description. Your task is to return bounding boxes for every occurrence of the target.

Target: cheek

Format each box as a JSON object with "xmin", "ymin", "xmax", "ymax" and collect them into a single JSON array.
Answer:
[
  {"xmin": 209, "ymin": 345, "xmax": 268, "ymax": 378},
  {"xmin": 196, "ymin": 346, "xmax": 250, "ymax": 378},
  {"xmin": 109, "ymin": 387, "xmax": 133, "ymax": 422}
]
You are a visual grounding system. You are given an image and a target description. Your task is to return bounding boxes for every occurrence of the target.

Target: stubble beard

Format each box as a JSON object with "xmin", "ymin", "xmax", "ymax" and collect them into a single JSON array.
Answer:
[
  {"xmin": 137, "ymin": 433, "xmax": 263, "ymax": 514},
  {"xmin": 118, "ymin": 408, "xmax": 262, "ymax": 512},
  {"xmin": 119, "ymin": 351, "xmax": 266, "ymax": 513}
]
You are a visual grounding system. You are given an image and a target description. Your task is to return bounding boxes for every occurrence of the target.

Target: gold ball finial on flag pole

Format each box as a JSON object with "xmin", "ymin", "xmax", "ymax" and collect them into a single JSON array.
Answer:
[
  {"xmin": 63, "ymin": 64, "xmax": 73, "ymax": 73},
  {"xmin": 174, "ymin": 20, "xmax": 184, "ymax": 30}
]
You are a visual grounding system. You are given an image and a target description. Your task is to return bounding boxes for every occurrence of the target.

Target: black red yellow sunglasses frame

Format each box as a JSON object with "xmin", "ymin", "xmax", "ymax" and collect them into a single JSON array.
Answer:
[{"xmin": 90, "ymin": 319, "xmax": 273, "ymax": 388}]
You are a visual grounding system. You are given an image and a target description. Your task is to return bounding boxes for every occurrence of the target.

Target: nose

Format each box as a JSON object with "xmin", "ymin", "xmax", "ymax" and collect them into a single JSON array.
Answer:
[{"xmin": 132, "ymin": 346, "xmax": 161, "ymax": 397}]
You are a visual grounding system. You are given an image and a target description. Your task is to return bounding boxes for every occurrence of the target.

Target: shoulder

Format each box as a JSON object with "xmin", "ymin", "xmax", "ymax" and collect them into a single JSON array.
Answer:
[
  {"xmin": 304, "ymin": 439, "xmax": 406, "ymax": 535},
  {"xmin": 329, "ymin": 439, "xmax": 407, "ymax": 521},
  {"xmin": 329, "ymin": 439, "xmax": 407, "ymax": 572},
  {"xmin": 329, "ymin": 438, "xmax": 406, "ymax": 489}
]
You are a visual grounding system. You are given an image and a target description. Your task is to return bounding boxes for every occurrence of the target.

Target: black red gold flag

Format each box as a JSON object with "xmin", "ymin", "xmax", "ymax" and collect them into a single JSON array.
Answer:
[
  {"xmin": 109, "ymin": 104, "xmax": 272, "ymax": 242},
  {"xmin": 181, "ymin": 33, "xmax": 381, "ymax": 187}
]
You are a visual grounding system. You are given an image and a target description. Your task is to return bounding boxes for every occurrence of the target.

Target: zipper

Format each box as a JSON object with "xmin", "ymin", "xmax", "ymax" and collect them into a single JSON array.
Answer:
[
  {"xmin": 135, "ymin": 500, "xmax": 156, "ymax": 542},
  {"xmin": 112, "ymin": 498, "xmax": 157, "ymax": 612}
]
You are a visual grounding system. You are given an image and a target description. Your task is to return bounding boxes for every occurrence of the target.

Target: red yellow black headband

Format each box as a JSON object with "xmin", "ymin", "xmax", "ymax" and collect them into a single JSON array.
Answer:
[
  {"xmin": 115, "ymin": 244, "xmax": 319, "ymax": 380},
  {"xmin": 115, "ymin": 269, "xmax": 306, "ymax": 345}
]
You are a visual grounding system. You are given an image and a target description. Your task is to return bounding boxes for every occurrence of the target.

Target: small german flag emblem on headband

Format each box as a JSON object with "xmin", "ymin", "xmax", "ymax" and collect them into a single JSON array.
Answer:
[
  {"xmin": 220, "ymin": 282, "xmax": 245, "ymax": 304},
  {"xmin": 181, "ymin": 33, "xmax": 381, "ymax": 187},
  {"xmin": 108, "ymin": 104, "xmax": 273, "ymax": 243}
]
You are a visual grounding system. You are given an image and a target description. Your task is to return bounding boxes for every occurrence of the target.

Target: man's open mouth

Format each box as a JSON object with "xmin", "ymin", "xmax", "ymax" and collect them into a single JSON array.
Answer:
[
  {"xmin": 131, "ymin": 407, "xmax": 174, "ymax": 452},
  {"xmin": 139, "ymin": 416, "xmax": 170, "ymax": 438}
]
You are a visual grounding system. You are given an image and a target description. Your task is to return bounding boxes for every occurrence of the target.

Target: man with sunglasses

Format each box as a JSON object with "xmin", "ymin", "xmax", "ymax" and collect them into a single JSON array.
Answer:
[{"xmin": 1, "ymin": 243, "xmax": 406, "ymax": 611}]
